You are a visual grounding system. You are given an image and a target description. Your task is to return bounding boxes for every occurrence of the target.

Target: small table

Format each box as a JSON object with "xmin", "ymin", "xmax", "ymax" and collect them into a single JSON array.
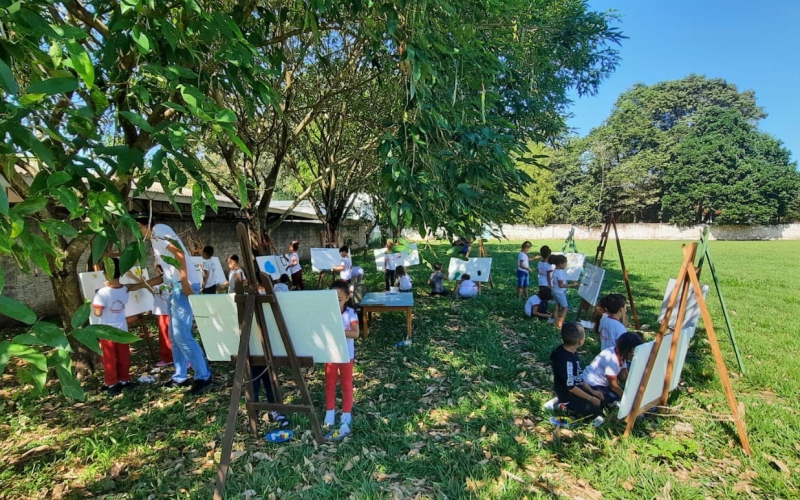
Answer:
[{"xmin": 360, "ymin": 292, "xmax": 414, "ymax": 339}]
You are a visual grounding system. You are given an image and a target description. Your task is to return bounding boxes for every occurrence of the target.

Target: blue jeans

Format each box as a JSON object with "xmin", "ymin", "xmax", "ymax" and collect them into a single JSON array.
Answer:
[
  {"xmin": 168, "ymin": 282, "xmax": 211, "ymax": 383},
  {"xmin": 516, "ymin": 270, "xmax": 530, "ymax": 288}
]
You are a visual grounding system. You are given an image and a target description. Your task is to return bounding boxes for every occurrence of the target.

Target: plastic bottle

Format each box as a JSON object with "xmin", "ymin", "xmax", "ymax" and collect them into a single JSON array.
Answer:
[{"xmin": 395, "ymin": 339, "xmax": 413, "ymax": 347}]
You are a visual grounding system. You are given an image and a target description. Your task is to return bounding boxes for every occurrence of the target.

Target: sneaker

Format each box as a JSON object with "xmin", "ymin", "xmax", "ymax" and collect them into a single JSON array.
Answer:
[
  {"xmin": 323, "ymin": 410, "xmax": 336, "ymax": 427},
  {"xmin": 106, "ymin": 384, "xmax": 123, "ymax": 396},
  {"xmin": 119, "ymin": 380, "xmax": 138, "ymax": 391},
  {"xmin": 270, "ymin": 412, "xmax": 291, "ymax": 429},
  {"xmin": 188, "ymin": 377, "xmax": 213, "ymax": 395},
  {"xmin": 155, "ymin": 361, "xmax": 173, "ymax": 367},
  {"xmin": 340, "ymin": 412, "xmax": 352, "ymax": 426},
  {"xmin": 163, "ymin": 378, "xmax": 191, "ymax": 389}
]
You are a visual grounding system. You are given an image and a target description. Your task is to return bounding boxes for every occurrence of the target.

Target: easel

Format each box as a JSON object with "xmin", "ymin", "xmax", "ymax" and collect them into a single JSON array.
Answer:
[
  {"xmin": 623, "ymin": 243, "xmax": 751, "ymax": 455},
  {"xmin": 477, "ymin": 238, "xmax": 494, "ymax": 289},
  {"xmin": 561, "ymin": 227, "xmax": 579, "ymax": 253},
  {"xmin": 214, "ymin": 223, "xmax": 324, "ymax": 499},
  {"xmin": 316, "ymin": 229, "xmax": 339, "ymax": 288},
  {"xmin": 696, "ymin": 227, "xmax": 745, "ymax": 374},
  {"xmin": 576, "ymin": 213, "xmax": 640, "ymax": 329}
]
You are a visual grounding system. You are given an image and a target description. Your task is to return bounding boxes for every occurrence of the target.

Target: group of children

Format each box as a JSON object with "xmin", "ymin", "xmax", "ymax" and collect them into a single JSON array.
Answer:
[{"xmin": 519, "ymin": 242, "xmax": 578, "ymax": 328}]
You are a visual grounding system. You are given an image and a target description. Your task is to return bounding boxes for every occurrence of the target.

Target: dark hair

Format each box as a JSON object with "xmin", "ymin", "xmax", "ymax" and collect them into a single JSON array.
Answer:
[
  {"xmin": 522, "ymin": 240, "xmax": 532, "ymax": 249},
  {"xmin": 330, "ymin": 279, "xmax": 350, "ymax": 295},
  {"xmin": 540, "ymin": 245, "xmax": 551, "ymax": 259},
  {"xmin": 593, "ymin": 293, "xmax": 627, "ymax": 332},
  {"xmin": 556, "ymin": 254, "xmax": 568, "ymax": 266},
  {"xmin": 396, "ymin": 265, "xmax": 406, "ymax": 276},
  {"xmin": 279, "ymin": 273, "xmax": 290, "ymax": 284},
  {"xmin": 105, "ymin": 257, "xmax": 121, "ymax": 280},
  {"xmin": 547, "ymin": 253, "xmax": 559, "ymax": 265},
  {"xmin": 434, "ymin": 262, "xmax": 442, "ymax": 271},
  {"xmin": 203, "ymin": 245, "xmax": 214, "ymax": 256},
  {"xmin": 616, "ymin": 332, "xmax": 644, "ymax": 358},
  {"xmin": 537, "ymin": 287, "xmax": 552, "ymax": 302},
  {"xmin": 561, "ymin": 322, "xmax": 585, "ymax": 346},
  {"xmin": 290, "ymin": 240, "xmax": 300, "ymax": 251},
  {"xmin": 229, "ymin": 254, "xmax": 240, "ymax": 263},
  {"xmin": 339, "ymin": 245, "xmax": 349, "ymax": 254},
  {"xmin": 461, "ymin": 273, "xmax": 471, "ymax": 280}
]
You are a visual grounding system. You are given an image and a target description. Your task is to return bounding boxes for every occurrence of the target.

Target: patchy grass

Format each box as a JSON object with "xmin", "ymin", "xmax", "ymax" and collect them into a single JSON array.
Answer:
[{"xmin": 1, "ymin": 239, "xmax": 799, "ymax": 499}]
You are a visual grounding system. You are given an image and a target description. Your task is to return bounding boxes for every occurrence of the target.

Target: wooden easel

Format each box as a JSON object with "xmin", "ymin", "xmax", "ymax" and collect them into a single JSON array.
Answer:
[
  {"xmin": 214, "ymin": 223, "xmax": 324, "ymax": 500},
  {"xmin": 561, "ymin": 227, "xmax": 579, "ymax": 253},
  {"xmin": 623, "ymin": 243, "xmax": 751, "ymax": 455},
  {"xmin": 576, "ymin": 214, "xmax": 640, "ymax": 329},
  {"xmin": 316, "ymin": 229, "xmax": 339, "ymax": 288},
  {"xmin": 477, "ymin": 238, "xmax": 494, "ymax": 289}
]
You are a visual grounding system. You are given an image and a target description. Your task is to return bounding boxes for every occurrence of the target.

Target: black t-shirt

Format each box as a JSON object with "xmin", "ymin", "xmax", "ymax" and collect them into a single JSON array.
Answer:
[{"xmin": 550, "ymin": 345, "xmax": 584, "ymax": 400}]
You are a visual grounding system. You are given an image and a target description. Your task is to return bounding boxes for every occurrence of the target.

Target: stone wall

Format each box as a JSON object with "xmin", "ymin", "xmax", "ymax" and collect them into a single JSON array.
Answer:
[{"xmin": 0, "ymin": 219, "xmax": 367, "ymax": 327}]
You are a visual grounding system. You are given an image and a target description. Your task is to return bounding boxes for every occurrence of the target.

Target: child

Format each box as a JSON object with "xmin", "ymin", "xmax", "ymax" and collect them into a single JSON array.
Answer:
[
  {"xmin": 583, "ymin": 332, "xmax": 643, "ymax": 404},
  {"xmin": 456, "ymin": 273, "xmax": 479, "ymax": 298},
  {"xmin": 221, "ymin": 254, "xmax": 247, "ymax": 293},
  {"xmin": 537, "ymin": 246, "xmax": 554, "ymax": 295},
  {"xmin": 395, "ymin": 265, "xmax": 413, "ymax": 292},
  {"xmin": 350, "ymin": 266, "xmax": 364, "ymax": 288},
  {"xmin": 517, "ymin": 241, "xmax": 533, "ymax": 299},
  {"xmin": 331, "ymin": 245, "xmax": 352, "ymax": 282},
  {"xmin": 273, "ymin": 274, "xmax": 291, "ymax": 293},
  {"xmin": 324, "ymin": 280, "xmax": 360, "ymax": 439},
  {"xmin": 551, "ymin": 254, "xmax": 579, "ymax": 329},
  {"xmin": 92, "ymin": 258, "xmax": 153, "ymax": 394},
  {"xmin": 549, "ymin": 322, "xmax": 605, "ymax": 417},
  {"xmin": 524, "ymin": 287, "xmax": 552, "ymax": 319},
  {"xmin": 287, "ymin": 240, "xmax": 304, "ymax": 290},
  {"xmin": 595, "ymin": 294, "xmax": 628, "ymax": 351},
  {"xmin": 201, "ymin": 245, "xmax": 219, "ymax": 294},
  {"xmin": 383, "ymin": 241, "xmax": 400, "ymax": 291},
  {"xmin": 428, "ymin": 262, "xmax": 447, "ymax": 296},
  {"xmin": 152, "ymin": 265, "xmax": 173, "ymax": 368}
]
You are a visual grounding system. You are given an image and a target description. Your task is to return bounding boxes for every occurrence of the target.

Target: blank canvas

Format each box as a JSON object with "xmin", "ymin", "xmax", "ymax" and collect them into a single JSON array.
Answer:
[
  {"xmin": 448, "ymin": 257, "xmax": 492, "ymax": 282},
  {"xmin": 190, "ymin": 256, "xmax": 226, "ymax": 286},
  {"xmin": 657, "ymin": 278, "xmax": 710, "ymax": 333},
  {"xmin": 552, "ymin": 252, "xmax": 586, "ymax": 281},
  {"xmin": 669, "ymin": 326, "xmax": 696, "ymax": 392},
  {"xmin": 256, "ymin": 255, "xmax": 291, "ymax": 280},
  {"xmin": 311, "ymin": 248, "xmax": 350, "ymax": 272},
  {"xmin": 373, "ymin": 244, "xmax": 420, "ymax": 271},
  {"xmin": 578, "ymin": 264, "xmax": 605, "ymax": 306},
  {"xmin": 617, "ymin": 333, "xmax": 674, "ymax": 419},
  {"xmin": 78, "ymin": 267, "xmax": 154, "ymax": 321}
]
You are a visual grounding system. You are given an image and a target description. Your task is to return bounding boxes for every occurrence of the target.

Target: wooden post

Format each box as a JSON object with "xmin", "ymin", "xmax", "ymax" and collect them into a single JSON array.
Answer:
[{"xmin": 478, "ymin": 238, "xmax": 494, "ymax": 289}]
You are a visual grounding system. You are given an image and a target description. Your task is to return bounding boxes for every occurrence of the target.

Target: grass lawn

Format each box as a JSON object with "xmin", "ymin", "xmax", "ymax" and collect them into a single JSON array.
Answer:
[{"xmin": 1, "ymin": 239, "xmax": 799, "ymax": 499}]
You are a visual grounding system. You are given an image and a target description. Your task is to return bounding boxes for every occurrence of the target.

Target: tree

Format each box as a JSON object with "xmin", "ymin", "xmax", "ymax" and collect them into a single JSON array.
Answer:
[{"xmin": 512, "ymin": 142, "xmax": 558, "ymax": 226}]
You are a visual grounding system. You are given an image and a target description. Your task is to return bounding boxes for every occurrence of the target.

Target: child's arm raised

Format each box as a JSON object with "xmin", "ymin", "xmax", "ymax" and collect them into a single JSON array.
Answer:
[{"xmin": 126, "ymin": 275, "xmax": 164, "ymax": 292}]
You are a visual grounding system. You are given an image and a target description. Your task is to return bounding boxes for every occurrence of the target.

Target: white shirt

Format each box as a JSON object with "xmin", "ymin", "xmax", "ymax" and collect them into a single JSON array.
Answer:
[
  {"xmin": 152, "ymin": 292, "xmax": 169, "ymax": 315},
  {"xmin": 458, "ymin": 280, "xmax": 478, "ymax": 297},
  {"xmin": 273, "ymin": 283, "xmax": 289, "ymax": 293},
  {"xmin": 599, "ymin": 315, "xmax": 627, "ymax": 351},
  {"xmin": 552, "ymin": 269, "xmax": 568, "ymax": 294},
  {"xmin": 92, "ymin": 286, "xmax": 129, "ymax": 331},
  {"xmin": 384, "ymin": 251, "xmax": 399, "ymax": 271},
  {"xmin": 397, "ymin": 274, "xmax": 413, "ymax": 291},
  {"xmin": 524, "ymin": 295, "xmax": 544, "ymax": 317},
  {"xmin": 537, "ymin": 261, "xmax": 554, "ymax": 287},
  {"xmin": 227, "ymin": 268, "xmax": 246, "ymax": 293},
  {"xmin": 202, "ymin": 258, "xmax": 219, "ymax": 287},
  {"xmin": 288, "ymin": 252, "xmax": 301, "ymax": 274},
  {"xmin": 583, "ymin": 347, "xmax": 624, "ymax": 387},
  {"xmin": 339, "ymin": 256, "xmax": 352, "ymax": 280},
  {"xmin": 341, "ymin": 307, "xmax": 359, "ymax": 360},
  {"xmin": 150, "ymin": 224, "xmax": 202, "ymax": 286},
  {"xmin": 517, "ymin": 252, "xmax": 530, "ymax": 273}
]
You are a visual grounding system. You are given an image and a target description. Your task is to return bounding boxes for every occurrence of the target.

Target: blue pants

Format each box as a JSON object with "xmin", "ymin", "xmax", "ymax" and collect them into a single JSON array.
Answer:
[
  {"xmin": 590, "ymin": 385, "xmax": 620, "ymax": 404},
  {"xmin": 168, "ymin": 282, "xmax": 211, "ymax": 383}
]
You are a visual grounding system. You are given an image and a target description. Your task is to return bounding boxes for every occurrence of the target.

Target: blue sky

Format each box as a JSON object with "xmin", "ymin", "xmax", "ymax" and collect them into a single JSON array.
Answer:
[{"xmin": 567, "ymin": 0, "xmax": 800, "ymax": 162}]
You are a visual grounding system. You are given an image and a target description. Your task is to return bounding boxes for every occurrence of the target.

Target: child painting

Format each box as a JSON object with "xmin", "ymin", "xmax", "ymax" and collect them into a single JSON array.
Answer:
[
  {"xmin": 395, "ymin": 265, "xmax": 413, "ymax": 292},
  {"xmin": 456, "ymin": 273, "xmax": 480, "ymax": 298},
  {"xmin": 383, "ymin": 241, "xmax": 400, "ymax": 291},
  {"xmin": 287, "ymin": 240, "xmax": 304, "ymax": 290},
  {"xmin": 524, "ymin": 287, "xmax": 552, "ymax": 320},
  {"xmin": 551, "ymin": 254, "xmax": 579, "ymax": 329},
  {"xmin": 428, "ymin": 262, "xmax": 447, "ymax": 296},
  {"xmin": 582, "ymin": 332, "xmax": 643, "ymax": 404},
  {"xmin": 595, "ymin": 294, "xmax": 628, "ymax": 350},
  {"xmin": 324, "ymin": 280, "xmax": 360, "ymax": 439}
]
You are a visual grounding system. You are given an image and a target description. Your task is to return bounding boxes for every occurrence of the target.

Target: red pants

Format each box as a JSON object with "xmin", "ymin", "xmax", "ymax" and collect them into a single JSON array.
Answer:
[
  {"xmin": 157, "ymin": 314, "xmax": 173, "ymax": 363},
  {"xmin": 325, "ymin": 359, "xmax": 354, "ymax": 412},
  {"xmin": 100, "ymin": 339, "xmax": 131, "ymax": 387}
]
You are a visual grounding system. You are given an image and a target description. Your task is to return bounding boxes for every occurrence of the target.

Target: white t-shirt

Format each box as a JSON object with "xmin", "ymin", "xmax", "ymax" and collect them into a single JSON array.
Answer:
[
  {"xmin": 537, "ymin": 261, "xmax": 554, "ymax": 287},
  {"xmin": 517, "ymin": 252, "xmax": 530, "ymax": 273},
  {"xmin": 552, "ymin": 269, "xmax": 568, "ymax": 294},
  {"xmin": 524, "ymin": 295, "xmax": 544, "ymax": 317},
  {"xmin": 339, "ymin": 256, "xmax": 352, "ymax": 280},
  {"xmin": 397, "ymin": 274, "xmax": 413, "ymax": 291},
  {"xmin": 227, "ymin": 268, "xmax": 246, "ymax": 293},
  {"xmin": 351, "ymin": 266, "xmax": 364, "ymax": 277},
  {"xmin": 152, "ymin": 292, "xmax": 169, "ymax": 315},
  {"xmin": 202, "ymin": 258, "xmax": 219, "ymax": 287},
  {"xmin": 288, "ymin": 252, "xmax": 301, "ymax": 274},
  {"xmin": 341, "ymin": 306, "xmax": 359, "ymax": 360},
  {"xmin": 384, "ymin": 251, "xmax": 399, "ymax": 271},
  {"xmin": 150, "ymin": 224, "xmax": 202, "ymax": 286},
  {"xmin": 92, "ymin": 286, "xmax": 129, "ymax": 331},
  {"xmin": 599, "ymin": 315, "xmax": 627, "ymax": 351},
  {"xmin": 458, "ymin": 280, "xmax": 478, "ymax": 297},
  {"xmin": 273, "ymin": 283, "xmax": 289, "ymax": 293},
  {"xmin": 583, "ymin": 346, "xmax": 624, "ymax": 387}
]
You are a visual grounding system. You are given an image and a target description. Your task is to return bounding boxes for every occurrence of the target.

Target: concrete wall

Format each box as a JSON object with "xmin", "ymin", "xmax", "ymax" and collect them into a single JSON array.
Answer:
[{"xmin": 0, "ymin": 219, "xmax": 367, "ymax": 326}]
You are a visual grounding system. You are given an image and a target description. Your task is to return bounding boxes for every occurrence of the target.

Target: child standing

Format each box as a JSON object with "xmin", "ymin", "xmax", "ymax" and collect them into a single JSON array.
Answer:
[
  {"xmin": 287, "ymin": 241, "xmax": 304, "ymax": 290},
  {"xmin": 153, "ymin": 265, "xmax": 173, "ymax": 368},
  {"xmin": 551, "ymin": 254, "xmax": 579, "ymax": 329},
  {"xmin": 395, "ymin": 265, "xmax": 413, "ymax": 292},
  {"xmin": 383, "ymin": 241, "xmax": 400, "ymax": 291},
  {"xmin": 595, "ymin": 294, "xmax": 628, "ymax": 350},
  {"xmin": 549, "ymin": 322, "xmax": 604, "ymax": 417},
  {"xmin": 583, "ymin": 332, "xmax": 643, "ymax": 403},
  {"xmin": 536, "ymin": 246, "xmax": 554, "ymax": 316},
  {"xmin": 428, "ymin": 262, "xmax": 447, "ymax": 296},
  {"xmin": 524, "ymin": 287, "xmax": 552, "ymax": 320},
  {"xmin": 221, "ymin": 255, "xmax": 247, "ymax": 293},
  {"xmin": 324, "ymin": 280, "xmax": 360, "ymax": 439},
  {"xmin": 201, "ymin": 245, "xmax": 219, "ymax": 294},
  {"xmin": 273, "ymin": 274, "xmax": 291, "ymax": 293},
  {"xmin": 516, "ymin": 241, "xmax": 533, "ymax": 299},
  {"xmin": 456, "ymin": 273, "xmax": 479, "ymax": 298}
]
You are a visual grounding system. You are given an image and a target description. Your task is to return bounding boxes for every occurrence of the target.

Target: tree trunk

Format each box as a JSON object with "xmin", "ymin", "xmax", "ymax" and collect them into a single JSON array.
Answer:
[{"xmin": 50, "ymin": 267, "xmax": 97, "ymax": 376}]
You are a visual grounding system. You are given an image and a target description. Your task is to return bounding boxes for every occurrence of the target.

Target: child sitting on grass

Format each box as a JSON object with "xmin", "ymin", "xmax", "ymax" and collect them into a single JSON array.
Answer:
[
  {"xmin": 456, "ymin": 273, "xmax": 479, "ymax": 298},
  {"xmin": 549, "ymin": 322, "xmax": 605, "ymax": 418},
  {"xmin": 428, "ymin": 262, "xmax": 448, "ymax": 296},
  {"xmin": 582, "ymin": 332, "xmax": 643, "ymax": 404},
  {"xmin": 273, "ymin": 274, "xmax": 291, "ymax": 293},
  {"xmin": 524, "ymin": 287, "xmax": 552, "ymax": 320},
  {"xmin": 324, "ymin": 280, "xmax": 360, "ymax": 439},
  {"xmin": 595, "ymin": 293, "xmax": 628, "ymax": 350},
  {"xmin": 395, "ymin": 265, "xmax": 413, "ymax": 292}
]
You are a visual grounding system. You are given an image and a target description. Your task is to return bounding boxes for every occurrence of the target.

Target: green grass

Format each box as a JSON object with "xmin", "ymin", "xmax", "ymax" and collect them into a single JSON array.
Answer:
[{"xmin": 1, "ymin": 240, "xmax": 799, "ymax": 499}]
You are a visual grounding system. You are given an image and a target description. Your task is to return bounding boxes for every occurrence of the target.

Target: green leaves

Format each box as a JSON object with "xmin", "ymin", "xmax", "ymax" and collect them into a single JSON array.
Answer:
[
  {"xmin": 71, "ymin": 303, "xmax": 91, "ymax": 329},
  {"xmin": 66, "ymin": 39, "xmax": 94, "ymax": 88},
  {"xmin": 0, "ymin": 341, "xmax": 47, "ymax": 375},
  {"xmin": 25, "ymin": 77, "xmax": 79, "ymax": 95},
  {"xmin": 191, "ymin": 183, "xmax": 205, "ymax": 228},
  {"xmin": 0, "ymin": 58, "xmax": 19, "ymax": 95},
  {"xmin": 51, "ymin": 349, "xmax": 84, "ymax": 400},
  {"xmin": 82, "ymin": 324, "xmax": 141, "ymax": 344},
  {"xmin": 0, "ymin": 296, "xmax": 37, "ymax": 324}
]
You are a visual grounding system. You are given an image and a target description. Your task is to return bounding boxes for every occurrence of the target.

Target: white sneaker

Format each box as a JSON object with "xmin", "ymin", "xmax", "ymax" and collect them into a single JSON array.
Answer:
[
  {"xmin": 340, "ymin": 412, "xmax": 352, "ymax": 426},
  {"xmin": 338, "ymin": 422, "xmax": 351, "ymax": 437},
  {"xmin": 543, "ymin": 397, "xmax": 559, "ymax": 411},
  {"xmin": 323, "ymin": 410, "xmax": 336, "ymax": 427}
]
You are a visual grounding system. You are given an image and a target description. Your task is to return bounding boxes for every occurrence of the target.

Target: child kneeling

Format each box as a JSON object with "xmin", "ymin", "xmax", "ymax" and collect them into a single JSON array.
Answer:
[
  {"xmin": 524, "ymin": 287, "xmax": 552, "ymax": 319},
  {"xmin": 549, "ymin": 322, "xmax": 605, "ymax": 418},
  {"xmin": 582, "ymin": 332, "xmax": 643, "ymax": 404}
]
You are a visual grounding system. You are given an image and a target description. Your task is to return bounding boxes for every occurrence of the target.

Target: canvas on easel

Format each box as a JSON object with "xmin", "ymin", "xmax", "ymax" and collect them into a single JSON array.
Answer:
[
  {"xmin": 620, "ymin": 243, "xmax": 751, "ymax": 456},
  {"xmin": 256, "ymin": 254, "xmax": 290, "ymax": 281},
  {"xmin": 551, "ymin": 252, "xmax": 586, "ymax": 282},
  {"xmin": 448, "ymin": 257, "xmax": 492, "ymax": 282},
  {"xmin": 373, "ymin": 243, "xmax": 420, "ymax": 271}
]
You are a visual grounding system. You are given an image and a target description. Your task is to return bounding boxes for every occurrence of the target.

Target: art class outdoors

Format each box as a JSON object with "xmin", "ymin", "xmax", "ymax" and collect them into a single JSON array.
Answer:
[{"xmin": 1, "ymin": 1, "xmax": 799, "ymax": 499}]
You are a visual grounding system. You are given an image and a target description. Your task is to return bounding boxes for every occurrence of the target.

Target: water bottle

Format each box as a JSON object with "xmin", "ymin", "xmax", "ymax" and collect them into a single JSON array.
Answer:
[{"xmin": 395, "ymin": 339, "xmax": 413, "ymax": 347}]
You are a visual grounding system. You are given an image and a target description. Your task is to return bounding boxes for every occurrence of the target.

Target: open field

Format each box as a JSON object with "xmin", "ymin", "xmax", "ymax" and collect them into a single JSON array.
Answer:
[{"xmin": 1, "ymin": 239, "xmax": 799, "ymax": 499}]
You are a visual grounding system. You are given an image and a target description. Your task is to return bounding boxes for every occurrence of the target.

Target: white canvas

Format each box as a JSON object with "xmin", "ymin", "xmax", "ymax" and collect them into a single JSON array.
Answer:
[
  {"xmin": 617, "ymin": 333, "xmax": 674, "ymax": 419},
  {"xmin": 256, "ymin": 255, "xmax": 291, "ymax": 280},
  {"xmin": 189, "ymin": 291, "xmax": 349, "ymax": 364},
  {"xmin": 657, "ymin": 278, "xmax": 710, "ymax": 333},
  {"xmin": 578, "ymin": 264, "xmax": 605, "ymax": 306},
  {"xmin": 190, "ymin": 256, "xmax": 226, "ymax": 286},
  {"xmin": 311, "ymin": 248, "xmax": 350, "ymax": 272},
  {"xmin": 551, "ymin": 252, "xmax": 586, "ymax": 281},
  {"xmin": 669, "ymin": 326, "xmax": 696, "ymax": 392},
  {"xmin": 448, "ymin": 257, "xmax": 492, "ymax": 282},
  {"xmin": 373, "ymin": 243, "xmax": 420, "ymax": 271},
  {"xmin": 78, "ymin": 267, "xmax": 154, "ymax": 321}
]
